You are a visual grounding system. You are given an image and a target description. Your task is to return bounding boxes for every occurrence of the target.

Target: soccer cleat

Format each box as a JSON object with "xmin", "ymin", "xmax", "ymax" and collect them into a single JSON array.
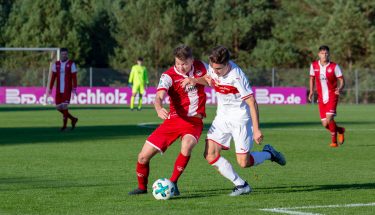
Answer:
[
  {"xmin": 172, "ymin": 182, "xmax": 180, "ymax": 196},
  {"xmin": 229, "ymin": 181, "xmax": 252, "ymax": 196},
  {"xmin": 128, "ymin": 188, "xmax": 147, "ymax": 195},
  {"xmin": 60, "ymin": 126, "xmax": 67, "ymax": 131},
  {"xmin": 338, "ymin": 127, "xmax": 345, "ymax": 145},
  {"xmin": 71, "ymin": 118, "xmax": 78, "ymax": 130},
  {"xmin": 330, "ymin": 142, "xmax": 339, "ymax": 148},
  {"xmin": 263, "ymin": 144, "xmax": 286, "ymax": 166}
]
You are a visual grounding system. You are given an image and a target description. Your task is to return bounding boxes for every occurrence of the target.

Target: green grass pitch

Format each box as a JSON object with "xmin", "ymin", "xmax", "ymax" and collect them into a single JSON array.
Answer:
[{"xmin": 1, "ymin": 104, "xmax": 375, "ymax": 215}]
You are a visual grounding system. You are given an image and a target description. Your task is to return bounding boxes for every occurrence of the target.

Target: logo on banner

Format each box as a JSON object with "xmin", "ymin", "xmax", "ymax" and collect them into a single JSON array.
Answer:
[{"xmin": 255, "ymin": 89, "xmax": 302, "ymax": 104}]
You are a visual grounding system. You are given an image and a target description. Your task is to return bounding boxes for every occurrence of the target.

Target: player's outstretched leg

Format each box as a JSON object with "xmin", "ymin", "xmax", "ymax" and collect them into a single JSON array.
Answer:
[{"xmin": 262, "ymin": 144, "xmax": 286, "ymax": 166}]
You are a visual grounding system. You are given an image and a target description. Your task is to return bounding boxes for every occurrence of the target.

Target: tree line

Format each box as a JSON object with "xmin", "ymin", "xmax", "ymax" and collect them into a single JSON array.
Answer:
[{"xmin": 0, "ymin": 0, "xmax": 374, "ymax": 102}]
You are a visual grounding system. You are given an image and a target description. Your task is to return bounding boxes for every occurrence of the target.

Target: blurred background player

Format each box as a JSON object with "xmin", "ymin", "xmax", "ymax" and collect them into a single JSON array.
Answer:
[
  {"xmin": 308, "ymin": 45, "xmax": 345, "ymax": 148},
  {"xmin": 128, "ymin": 45, "xmax": 207, "ymax": 196},
  {"xmin": 128, "ymin": 57, "xmax": 149, "ymax": 111},
  {"xmin": 48, "ymin": 48, "xmax": 78, "ymax": 131},
  {"xmin": 182, "ymin": 45, "xmax": 286, "ymax": 196}
]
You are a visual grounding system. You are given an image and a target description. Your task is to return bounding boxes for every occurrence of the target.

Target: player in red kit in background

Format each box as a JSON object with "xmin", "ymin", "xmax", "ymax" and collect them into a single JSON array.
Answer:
[
  {"xmin": 128, "ymin": 45, "xmax": 207, "ymax": 196},
  {"xmin": 48, "ymin": 48, "xmax": 78, "ymax": 131},
  {"xmin": 309, "ymin": 45, "xmax": 345, "ymax": 147}
]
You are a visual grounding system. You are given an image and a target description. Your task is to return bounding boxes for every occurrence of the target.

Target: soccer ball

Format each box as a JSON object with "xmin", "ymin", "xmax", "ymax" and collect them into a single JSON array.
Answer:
[{"xmin": 152, "ymin": 178, "xmax": 175, "ymax": 200}]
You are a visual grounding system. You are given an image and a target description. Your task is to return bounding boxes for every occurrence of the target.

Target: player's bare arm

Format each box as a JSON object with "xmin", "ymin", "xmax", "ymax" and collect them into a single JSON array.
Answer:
[
  {"xmin": 308, "ymin": 76, "xmax": 315, "ymax": 102},
  {"xmin": 335, "ymin": 77, "xmax": 345, "ymax": 95},
  {"xmin": 180, "ymin": 74, "xmax": 209, "ymax": 89},
  {"xmin": 245, "ymin": 95, "xmax": 263, "ymax": 144},
  {"xmin": 154, "ymin": 90, "xmax": 169, "ymax": 119}
]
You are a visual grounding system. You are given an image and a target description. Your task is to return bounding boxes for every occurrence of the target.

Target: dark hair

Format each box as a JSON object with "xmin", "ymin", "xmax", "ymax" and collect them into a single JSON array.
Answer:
[
  {"xmin": 209, "ymin": 45, "xmax": 230, "ymax": 64},
  {"xmin": 173, "ymin": 45, "xmax": 193, "ymax": 61},
  {"xmin": 137, "ymin": 57, "xmax": 143, "ymax": 61},
  {"xmin": 60, "ymin": 48, "xmax": 68, "ymax": 52},
  {"xmin": 319, "ymin": 45, "xmax": 330, "ymax": 52}
]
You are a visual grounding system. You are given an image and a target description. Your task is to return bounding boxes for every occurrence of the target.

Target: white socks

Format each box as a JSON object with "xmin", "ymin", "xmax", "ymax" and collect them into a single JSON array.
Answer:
[
  {"xmin": 250, "ymin": 151, "xmax": 271, "ymax": 166},
  {"xmin": 211, "ymin": 156, "xmax": 245, "ymax": 186}
]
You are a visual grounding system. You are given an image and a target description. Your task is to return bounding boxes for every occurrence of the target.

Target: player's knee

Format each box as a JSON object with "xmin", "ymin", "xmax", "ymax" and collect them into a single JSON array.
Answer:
[
  {"xmin": 137, "ymin": 153, "xmax": 150, "ymax": 164},
  {"xmin": 204, "ymin": 152, "xmax": 218, "ymax": 163},
  {"xmin": 238, "ymin": 160, "xmax": 248, "ymax": 168}
]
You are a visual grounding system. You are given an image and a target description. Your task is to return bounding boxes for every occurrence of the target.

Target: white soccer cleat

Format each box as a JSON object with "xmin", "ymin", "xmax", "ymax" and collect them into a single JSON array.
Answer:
[{"xmin": 229, "ymin": 181, "xmax": 252, "ymax": 196}]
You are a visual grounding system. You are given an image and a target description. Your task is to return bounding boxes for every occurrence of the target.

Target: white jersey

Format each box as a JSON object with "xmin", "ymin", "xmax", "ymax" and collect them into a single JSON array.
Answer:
[{"xmin": 208, "ymin": 61, "xmax": 253, "ymax": 121}]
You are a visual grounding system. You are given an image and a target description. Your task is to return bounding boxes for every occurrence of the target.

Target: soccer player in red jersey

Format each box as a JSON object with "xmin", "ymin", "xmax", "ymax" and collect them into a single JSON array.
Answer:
[
  {"xmin": 309, "ymin": 45, "xmax": 345, "ymax": 147},
  {"xmin": 128, "ymin": 45, "xmax": 208, "ymax": 196},
  {"xmin": 48, "ymin": 48, "xmax": 78, "ymax": 131}
]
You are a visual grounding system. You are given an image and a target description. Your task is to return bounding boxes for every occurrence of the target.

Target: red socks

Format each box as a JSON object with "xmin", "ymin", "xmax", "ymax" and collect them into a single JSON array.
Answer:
[
  {"xmin": 328, "ymin": 120, "xmax": 338, "ymax": 143},
  {"xmin": 135, "ymin": 153, "xmax": 190, "ymax": 190},
  {"xmin": 170, "ymin": 153, "xmax": 191, "ymax": 183},
  {"xmin": 136, "ymin": 162, "xmax": 149, "ymax": 190}
]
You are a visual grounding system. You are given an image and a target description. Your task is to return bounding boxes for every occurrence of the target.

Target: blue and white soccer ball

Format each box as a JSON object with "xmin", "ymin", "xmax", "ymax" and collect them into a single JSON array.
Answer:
[{"xmin": 152, "ymin": 178, "xmax": 175, "ymax": 200}]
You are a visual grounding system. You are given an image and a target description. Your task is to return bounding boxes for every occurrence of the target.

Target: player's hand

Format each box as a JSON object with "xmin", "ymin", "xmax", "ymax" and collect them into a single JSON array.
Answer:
[
  {"xmin": 253, "ymin": 129, "xmax": 263, "ymax": 145},
  {"xmin": 335, "ymin": 88, "xmax": 342, "ymax": 95},
  {"xmin": 204, "ymin": 76, "xmax": 213, "ymax": 86},
  {"xmin": 156, "ymin": 107, "xmax": 169, "ymax": 120},
  {"xmin": 181, "ymin": 78, "xmax": 195, "ymax": 89},
  {"xmin": 308, "ymin": 92, "xmax": 313, "ymax": 102}
]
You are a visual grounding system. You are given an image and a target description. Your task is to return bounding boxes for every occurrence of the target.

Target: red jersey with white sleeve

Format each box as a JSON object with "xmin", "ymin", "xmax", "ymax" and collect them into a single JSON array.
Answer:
[
  {"xmin": 157, "ymin": 60, "xmax": 208, "ymax": 119},
  {"xmin": 310, "ymin": 61, "xmax": 343, "ymax": 104},
  {"xmin": 49, "ymin": 60, "xmax": 77, "ymax": 104},
  {"xmin": 207, "ymin": 61, "xmax": 253, "ymax": 121}
]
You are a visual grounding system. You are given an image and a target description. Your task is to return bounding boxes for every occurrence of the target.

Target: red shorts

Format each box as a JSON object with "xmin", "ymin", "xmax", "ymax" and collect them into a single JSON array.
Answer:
[
  {"xmin": 318, "ymin": 96, "xmax": 338, "ymax": 120},
  {"xmin": 55, "ymin": 92, "xmax": 71, "ymax": 105},
  {"xmin": 146, "ymin": 116, "xmax": 203, "ymax": 153}
]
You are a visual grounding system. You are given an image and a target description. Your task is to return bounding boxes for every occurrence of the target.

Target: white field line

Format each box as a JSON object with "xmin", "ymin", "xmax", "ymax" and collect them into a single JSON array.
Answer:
[
  {"xmin": 137, "ymin": 122, "xmax": 375, "ymax": 131},
  {"xmin": 260, "ymin": 202, "xmax": 375, "ymax": 215}
]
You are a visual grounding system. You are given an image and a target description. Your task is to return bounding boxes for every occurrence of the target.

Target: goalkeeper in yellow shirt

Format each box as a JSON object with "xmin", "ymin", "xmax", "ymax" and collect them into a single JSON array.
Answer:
[{"xmin": 128, "ymin": 57, "xmax": 149, "ymax": 111}]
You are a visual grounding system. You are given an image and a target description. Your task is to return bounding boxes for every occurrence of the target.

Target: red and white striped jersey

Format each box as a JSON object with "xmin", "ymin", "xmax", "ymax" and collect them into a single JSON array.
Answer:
[
  {"xmin": 208, "ymin": 61, "xmax": 253, "ymax": 121},
  {"xmin": 157, "ymin": 60, "xmax": 208, "ymax": 119},
  {"xmin": 310, "ymin": 61, "xmax": 343, "ymax": 104},
  {"xmin": 51, "ymin": 60, "xmax": 77, "ymax": 93}
]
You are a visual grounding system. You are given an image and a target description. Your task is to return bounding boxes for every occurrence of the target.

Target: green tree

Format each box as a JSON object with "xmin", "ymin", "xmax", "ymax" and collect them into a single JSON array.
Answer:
[
  {"xmin": 110, "ymin": 0, "xmax": 185, "ymax": 84},
  {"xmin": 4, "ymin": 0, "xmax": 90, "ymax": 64},
  {"xmin": 184, "ymin": 0, "xmax": 277, "ymax": 68}
]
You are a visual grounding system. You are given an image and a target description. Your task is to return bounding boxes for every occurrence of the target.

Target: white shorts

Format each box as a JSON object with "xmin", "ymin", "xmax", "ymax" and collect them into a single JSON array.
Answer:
[{"xmin": 206, "ymin": 116, "xmax": 253, "ymax": 154}]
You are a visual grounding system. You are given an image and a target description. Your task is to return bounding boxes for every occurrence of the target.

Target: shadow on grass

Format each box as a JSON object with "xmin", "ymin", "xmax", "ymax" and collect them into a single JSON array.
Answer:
[
  {"xmin": 256, "ymin": 182, "xmax": 375, "ymax": 194},
  {"xmin": 1, "ymin": 119, "xmax": 374, "ymax": 145},
  {"xmin": 0, "ymin": 125, "xmax": 155, "ymax": 145},
  {"xmin": 0, "ymin": 177, "xmax": 123, "ymax": 192},
  {"xmin": 261, "ymin": 121, "xmax": 375, "ymax": 129}
]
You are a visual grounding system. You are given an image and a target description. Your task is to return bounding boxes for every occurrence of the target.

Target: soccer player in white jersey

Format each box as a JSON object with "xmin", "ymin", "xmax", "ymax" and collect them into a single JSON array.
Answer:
[
  {"xmin": 309, "ymin": 45, "xmax": 345, "ymax": 147},
  {"xmin": 48, "ymin": 48, "xmax": 78, "ymax": 131},
  {"xmin": 129, "ymin": 45, "xmax": 208, "ymax": 196},
  {"xmin": 182, "ymin": 45, "xmax": 286, "ymax": 196}
]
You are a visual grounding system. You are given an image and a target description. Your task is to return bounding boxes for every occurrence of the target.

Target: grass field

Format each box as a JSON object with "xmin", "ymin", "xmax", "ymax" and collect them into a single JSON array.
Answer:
[{"xmin": 1, "ymin": 104, "xmax": 375, "ymax": 215}]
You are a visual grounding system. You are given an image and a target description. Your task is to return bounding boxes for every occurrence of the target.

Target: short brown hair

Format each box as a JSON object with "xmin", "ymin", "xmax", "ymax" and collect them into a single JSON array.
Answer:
[
  {"xmin": 173, "ymin": 45, "xmax": 193, "ymax": 61},
  {"xmin": 319, "ymin": 45, "xmax": 330, "ymax": 52},
  {"xmin": 209, "ymin": 45, "xmax": 230, "ymax": 64}
]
